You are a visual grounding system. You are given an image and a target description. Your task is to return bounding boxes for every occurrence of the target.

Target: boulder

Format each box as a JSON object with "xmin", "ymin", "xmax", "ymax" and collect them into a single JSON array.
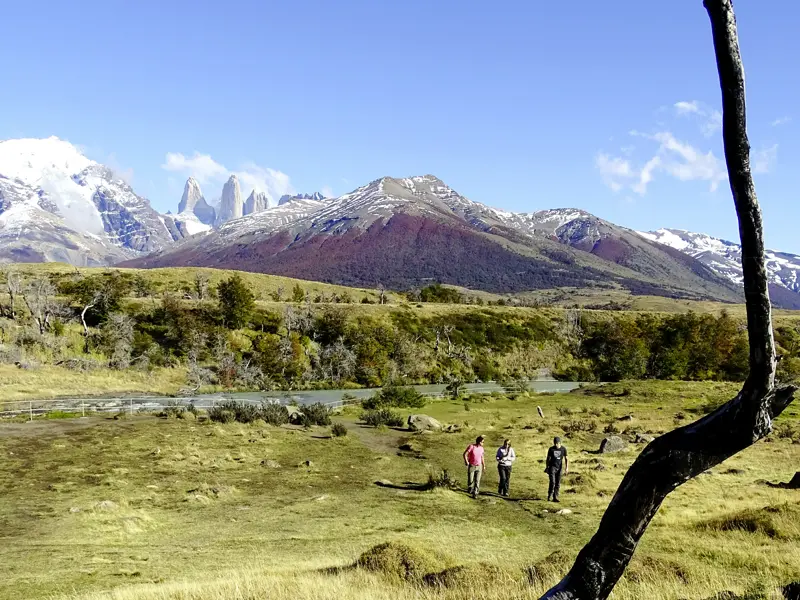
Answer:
[
  {"xmin": 617, "ymin": 414, "xmax": 634, "ymax": 422},
  {"xmin": 407, "ymin": 415, "xmax": 442, "ymax": 432},
  {"xmin": 260, "ymin": 460, "xmax": 281, "ymax": 468},
  {"xmin": 555, "ymin": 508, "xmax": 573, "ymax": 516},
  {"xmin": 599, "ymin": 436, "xmax": 627, "ymax": 454},
  {"xmin": 288, "ymin": 410, "xmax": 305, "ymax": 425},
  {"xmin": 634, "ymin": 433, "xmax": 655, "ymax": 444},
  {"xmin": 443, "ymin": 424, "xmax": 462, "ymax": 433}
]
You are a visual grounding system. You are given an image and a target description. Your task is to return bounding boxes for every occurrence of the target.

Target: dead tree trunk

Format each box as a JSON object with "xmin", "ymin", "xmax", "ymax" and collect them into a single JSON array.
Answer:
[{"xmin": 538, "ymin": 2, "xmax": 796, "ymax": 598}]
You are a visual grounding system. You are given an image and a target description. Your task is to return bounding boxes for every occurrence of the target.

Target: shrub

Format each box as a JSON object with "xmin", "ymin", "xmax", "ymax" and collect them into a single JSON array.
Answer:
[
  {"xmin": 297, "ymin": 403, "xmax": 331, "ymax": 427},
  {"xmin": 423, "ymin": 469, "xmax": 458, "ymax": 491},
  {"xmin": 603, "ymin": 422, "xmax": 620, "ymax": 434},
  {"xmin": 361, "ymin": 408, "xmax": 404, "ymax": 428},
  {"xmin": 362, "ymin": 384, "xmax": 425, "ymax": 410},
  {"xmin": 158, "ymin": 403, "xmax": 186, "ymax": 419},
  {"xmin": 562, "ymin": 419, "xmax": 597, "ymax": 434},
  {"xmin": 208, "ymin": 407, "xmax": 235, "ymax": 424},
  {"xmin": 207, "ymin": 400, "xmax": 287, "ymax": 424},
  {"xmin": 556, "ymin": 406, "xmax": 573, "ymax": 418},
  {"xmin": 260, "ymin": 402, "xmax": 290, "ymax": 426},
  {"xmin": 331, "ymin": 422, "xmax": 348, "ymax": 437}
]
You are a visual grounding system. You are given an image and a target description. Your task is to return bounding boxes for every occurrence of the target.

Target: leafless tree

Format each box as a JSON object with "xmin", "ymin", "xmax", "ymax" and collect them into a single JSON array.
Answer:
[
  {"xmin": 319, "ymin": 338, "xmax": 357, "ymax": 383},
  {"xmin": 538, "ymin": 2, "xmax": 796, "ymax": 598},
  {"xmin": 22, "ymin": 278, "xmax": 63, "ymax": 335},
  {"xmin": 1, "ymin": 267, "xmax": 22, "ymax": 321},
  {"xmin": 102, "ymin": 313, "xmax": 135, "ymax": 369},
  {"xmin": 80, "ymin": 290, "xmax": 103, "ymax": 353},
  {"xmin": 193, "ymin": 272, "xmax": 210, "ymax": 300}
]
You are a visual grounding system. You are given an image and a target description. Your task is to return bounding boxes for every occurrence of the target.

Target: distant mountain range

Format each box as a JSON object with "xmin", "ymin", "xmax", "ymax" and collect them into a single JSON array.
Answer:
[{"xmin": 2, "ymin": 137, "xmax": 799, "ymax": 308}]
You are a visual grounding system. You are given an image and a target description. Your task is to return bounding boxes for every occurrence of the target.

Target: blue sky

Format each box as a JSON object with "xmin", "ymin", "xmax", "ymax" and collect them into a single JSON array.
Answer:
[{"xmin": 1, "ymin": 1, "xmax": 798, "ymax": 250}]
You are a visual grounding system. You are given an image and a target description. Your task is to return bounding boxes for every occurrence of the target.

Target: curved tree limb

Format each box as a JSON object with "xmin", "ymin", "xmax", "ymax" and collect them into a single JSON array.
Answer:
[{"xmin": 539, "ymin": 2, "xmax": 796, "ymax": 598}]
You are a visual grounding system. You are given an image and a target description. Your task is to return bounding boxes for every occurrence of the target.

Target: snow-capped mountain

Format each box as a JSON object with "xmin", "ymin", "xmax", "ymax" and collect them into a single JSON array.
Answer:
[
  {"xmin": 177, "ymin": 177, "xmax": 215, "ymax": 231},
  {"xmin": 278, "ymin": 192, "xmax": 326, "ymax": 205},
  {"xmin": 638, "ymin": 228, "xmax": 800, "ymax": 296},
  {"xmin": 0, "ymin": 137, "xmax": 186, "ymax": 264},
  {"xmin": 125, "ymin": 175, "xmax": 741, "ymax": 304}
]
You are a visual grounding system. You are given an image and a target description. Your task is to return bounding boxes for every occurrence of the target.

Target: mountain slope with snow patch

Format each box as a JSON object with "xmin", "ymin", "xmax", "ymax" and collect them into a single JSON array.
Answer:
[{"xmin": 0, "ymin": 137, "xmax": 186, "ymax": 264}]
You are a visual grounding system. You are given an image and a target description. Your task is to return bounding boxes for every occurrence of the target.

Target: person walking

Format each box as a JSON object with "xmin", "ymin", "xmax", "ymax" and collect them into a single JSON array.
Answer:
[
  {"xmin": 545, "ymin": 436, "xmax": 569, "ymax": 502},
  {"xmin": 496, "ymin": 439, "xmax": 516, "ymax": 497},
  {"xmin": 463, "ymin": 435, "xmax": 486, "ymax": 499}
]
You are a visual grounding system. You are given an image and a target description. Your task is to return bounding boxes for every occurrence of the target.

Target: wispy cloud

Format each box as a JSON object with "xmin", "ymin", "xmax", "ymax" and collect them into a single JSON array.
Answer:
[
  {"xmin": 674, "ymin": 101, "xmax": 700, "ymax": 115},
  {"xmin": 162, "ymin": 152, "xmax": 293, "ymax": 206},
  {"xmin": 752, "ymin": 144, "xmax": 778, "ymax": 174},
  {"xmin": 105, "ymin": 153, "xmax": 135, "ymax": 185},
  {"xmin": 321, "ymin": 185, "xmax": 334, "ymax": 198},
  {"xmin": 597, "ymin": 131, "xmax": 727, "ymax": 195},
  {"xmin": 673, "ymin": 100, "xmax": 722, "ymax": 137},
  {"xmin": 771, "ymin": 116, "xmax": 791, "ymax": 127}
]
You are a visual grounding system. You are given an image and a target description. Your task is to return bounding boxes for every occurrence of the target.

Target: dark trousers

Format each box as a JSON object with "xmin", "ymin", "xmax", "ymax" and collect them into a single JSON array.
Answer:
[
  {"xmin": 498, "ymin": 465, "xmax": 512, "ymax": 496},
  {"xmin": 548, "ymin": 468, "xmax": 562, "ymax": 500}
]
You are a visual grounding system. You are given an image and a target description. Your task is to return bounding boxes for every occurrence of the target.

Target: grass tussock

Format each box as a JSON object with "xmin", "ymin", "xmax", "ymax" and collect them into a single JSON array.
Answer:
[
  {"xmin": 700, "ymin": 503, "xmax": 800, "ymax": 540},
  {"xmin": 355, "ymin": 542, "xmax": 446, "ymax": 583},
  {"xmin": 423, "ymin": 563, "xmax": 520, "ymax": 588}
]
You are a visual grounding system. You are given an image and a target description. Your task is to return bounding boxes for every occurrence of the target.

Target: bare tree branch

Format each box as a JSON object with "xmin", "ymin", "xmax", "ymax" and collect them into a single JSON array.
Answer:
[{"xmin": 538, "ymin": 2, "xmax": 796, "ymax": 598}]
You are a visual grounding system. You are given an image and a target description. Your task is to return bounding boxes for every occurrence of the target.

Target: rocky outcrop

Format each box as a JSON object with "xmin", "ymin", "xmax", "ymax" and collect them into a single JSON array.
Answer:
[
  {"xmin": 85, "ymin": 165, "xmax": 181, "ymax": 252},
  {"xmin": 244, "ymin": 189, "xmax": 269, "ymax": 215},
  {"xmin": 217, "ymin": 175, "xmax": 243, "ymax": 225},
  {"xmin": 278, "ymin": 192, "xmax": 325, "ymax": 205},
  {"xmin": 178, "ymin": 177, "xmax": 216, "ymax": 225}
]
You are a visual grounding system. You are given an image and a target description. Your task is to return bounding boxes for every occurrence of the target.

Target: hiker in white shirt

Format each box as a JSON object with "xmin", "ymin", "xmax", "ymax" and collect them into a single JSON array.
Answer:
[{"xmin": 496, "ymin": 439, "xmax": 516, "ymax": 497}]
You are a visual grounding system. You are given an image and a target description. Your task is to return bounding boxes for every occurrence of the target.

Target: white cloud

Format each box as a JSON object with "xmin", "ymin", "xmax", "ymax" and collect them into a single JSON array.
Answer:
[
  {"xmin": 596, "ymin": 154, "xmax": 633, "ymax": 192},
  {"xmin": 162, "ymin": 152, "xmax": 227, "ymax": 184},
  {"xmin": 771, "ymin": 116, "xmax": 791, "ymax": 127},
  {"xmin": 632, "ymin": 156, "xmax": 661, "ymax": 195},
  {"xmin": 596, "ymin": 131, "xmax": 727, "ymax": 195},
  {"xmin": 321, "ymin": 186, "xmax": 334, "ymax": 198},
  {"xmin": 674, "ymin": 100, "xmax": 722, "ymax": 137},
  {"xmin": 674, "ymin": 101, "xmax": 700, "ymax": 115},
  {"xmin": 752, "ymin": 144, "xmax": 778, "ymax": 174},
  {"xmin": 235, "ymin": 162, "xmax": 294, "ymax": 204},
  {"xmin": 162, "ymin": 152, "xmax": 293, "ymax": 206}
]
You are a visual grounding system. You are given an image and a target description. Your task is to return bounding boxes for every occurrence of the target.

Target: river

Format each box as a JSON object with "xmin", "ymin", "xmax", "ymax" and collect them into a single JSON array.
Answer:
[{"xmin": 3, "ymin": 381, "xmax": 583, "ymax": 417}]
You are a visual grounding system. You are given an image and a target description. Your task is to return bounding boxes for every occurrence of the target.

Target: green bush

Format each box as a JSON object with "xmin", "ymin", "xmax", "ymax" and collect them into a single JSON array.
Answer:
[
  {"xmin": 297, "ymin": 403, "xmax": 331, "ymax": 427},
  {"xmin": 208, "ymin": 407, "xmax": 235, "ymax": 424},
  {"xmin": 207, "ymin": 400, "xmax": 288, "ymax": 425},
  {"xmin": 260, "ymin": 402, "xmax": 290, "ymax": 426},
  {"xmin": 360, "ymin": 408, "xmax": 404, "ymax": 428},
  {"xmin": 362, "ymin": 384, "xmax": 425, "ymax": 410},
  {"xmin": 331, "ymin": 422, "xmax": 348, "ymax": 437}
]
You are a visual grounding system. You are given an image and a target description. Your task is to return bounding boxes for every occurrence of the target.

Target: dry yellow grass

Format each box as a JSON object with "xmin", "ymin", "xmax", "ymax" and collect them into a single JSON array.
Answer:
[{"xmin": 0, "ymin": 382, "xmax": 797, "ymax": 600}]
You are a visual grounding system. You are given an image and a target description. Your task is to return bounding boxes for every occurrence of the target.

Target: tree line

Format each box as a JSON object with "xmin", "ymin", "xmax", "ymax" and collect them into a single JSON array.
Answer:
[{"xmin": 1, "ymin": 268, "xmax": 798, "ymax": 391}]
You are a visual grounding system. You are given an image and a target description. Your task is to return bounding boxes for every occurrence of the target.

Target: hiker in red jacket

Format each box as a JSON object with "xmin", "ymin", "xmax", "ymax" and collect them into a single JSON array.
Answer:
[{"xmin": 463, "ymin": 435, "xmax": 486, "ymax": 499}]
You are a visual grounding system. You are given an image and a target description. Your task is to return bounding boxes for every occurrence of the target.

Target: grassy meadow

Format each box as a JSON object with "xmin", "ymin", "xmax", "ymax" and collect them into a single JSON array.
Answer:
[{"xmin": 0, "ymin": 381, "xmax": 798, "ymax": 600}]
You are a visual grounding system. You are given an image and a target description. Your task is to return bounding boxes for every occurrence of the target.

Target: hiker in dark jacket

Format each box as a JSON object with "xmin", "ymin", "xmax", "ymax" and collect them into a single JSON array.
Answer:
[{"xmin": 545, "ymin": 437, "xmax": 569, "ymax": 502}]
